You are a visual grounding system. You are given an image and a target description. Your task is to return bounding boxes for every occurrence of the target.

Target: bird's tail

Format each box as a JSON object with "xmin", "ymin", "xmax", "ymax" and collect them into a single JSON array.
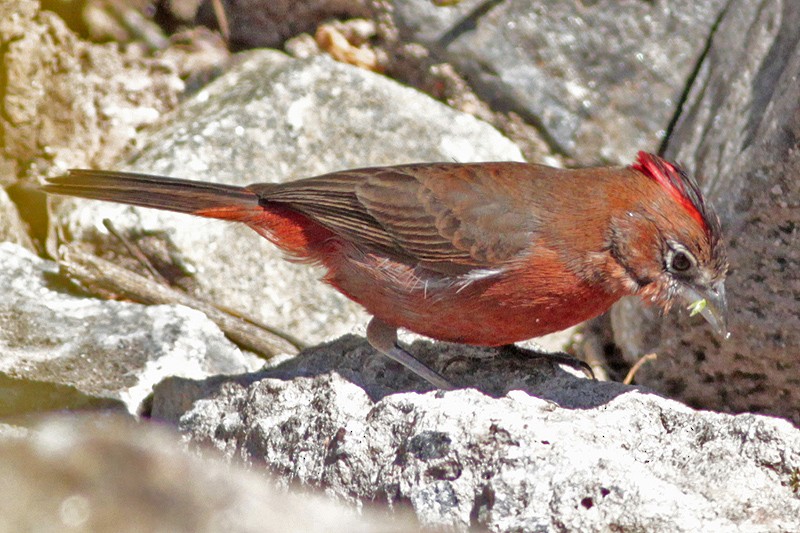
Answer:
[
  {"xmin": 44, "ymin": 169, "xmax": 338, "ymax": 260},
  {"xmin": 43, "ymin": 170, "xmax": 262, "ymax": 222}
]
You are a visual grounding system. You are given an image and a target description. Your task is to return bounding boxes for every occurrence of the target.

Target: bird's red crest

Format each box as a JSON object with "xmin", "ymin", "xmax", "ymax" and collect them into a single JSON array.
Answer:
[{"xmin": 631, "ymin": 151, "xmax": 707, "ymax": 230}]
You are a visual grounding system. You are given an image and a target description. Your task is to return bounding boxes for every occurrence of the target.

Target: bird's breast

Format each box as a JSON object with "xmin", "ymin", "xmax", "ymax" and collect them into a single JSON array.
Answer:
[{"xmin": 322, "ymin": 245, "xmax": 623, "ymax": 345}]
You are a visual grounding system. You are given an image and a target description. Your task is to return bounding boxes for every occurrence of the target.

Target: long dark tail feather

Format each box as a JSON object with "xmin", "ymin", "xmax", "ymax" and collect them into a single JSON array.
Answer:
[{"xmin": 43, "ymin": 170, "xmax": 259, "ymax": 216}]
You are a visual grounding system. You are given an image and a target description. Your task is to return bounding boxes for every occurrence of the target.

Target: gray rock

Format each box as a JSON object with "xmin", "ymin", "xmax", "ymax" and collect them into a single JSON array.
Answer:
[
  {"xmin": 374, "ymin": 0, "xmax": 728, "ymax": 163},
  {"xmin": 0, "ymin": 243, "xmax": 262, "ymax": 415},
  {"xmin": 0, "ymin": 414, "xmax": 413, "ymax": 532},
  {"xmin": 157, "ymin": 348, "xmax": 800, "ymax": 531},
  {"xmin": 55, "ymin": 50, "xmax": 523, "ymax": 346},
  {"xmin": 610, "ymin": 0, "xmax": 800, "ymax": 423}
]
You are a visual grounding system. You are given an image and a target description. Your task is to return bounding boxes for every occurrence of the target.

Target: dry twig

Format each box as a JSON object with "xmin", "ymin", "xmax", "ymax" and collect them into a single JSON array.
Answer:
[
  {"xmin": 211, "ymin": 0, "xmax": 230, "ymax": 42},
  {"xmin": 623, "ymin": 353, "xmax": 658, "ymax": 385},
  {"xmin": 57, "ymin": 244, "xmax": 301, "ymax": 359}
]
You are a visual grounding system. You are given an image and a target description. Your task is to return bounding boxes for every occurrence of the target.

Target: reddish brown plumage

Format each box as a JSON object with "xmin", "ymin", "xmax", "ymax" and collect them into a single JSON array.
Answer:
[{"xmin": 44, "ymin": 152, "xmax": 728, "ymax": 387}]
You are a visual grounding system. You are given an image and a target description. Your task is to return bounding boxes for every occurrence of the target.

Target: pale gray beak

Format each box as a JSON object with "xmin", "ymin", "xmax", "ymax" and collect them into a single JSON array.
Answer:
[{"xmin": 679, "ymin": 281, "xmax": 729, "ymax": 339}]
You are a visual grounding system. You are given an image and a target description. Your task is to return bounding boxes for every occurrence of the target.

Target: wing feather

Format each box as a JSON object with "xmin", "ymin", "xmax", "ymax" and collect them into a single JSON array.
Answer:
[{"xmin": 247, "ymin": 163, "xmax": 538, "ymax": 272}]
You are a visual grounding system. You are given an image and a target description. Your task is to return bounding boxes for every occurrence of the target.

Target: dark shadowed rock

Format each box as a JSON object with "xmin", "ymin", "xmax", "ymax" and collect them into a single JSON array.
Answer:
[
  {"xmin": 610, "ymin": 0, "xmax": 800, "ymax": 423},
  {"xmin": 193, "ymin": 0, "xmax": 370, "ymax": 49},
  {"xmin": 0, "ymin": 188, "xmax": 34, "ymax": 250},
  {"xmin": 150, "ymin": 335, "xmax": 633, "ymax": 421}
]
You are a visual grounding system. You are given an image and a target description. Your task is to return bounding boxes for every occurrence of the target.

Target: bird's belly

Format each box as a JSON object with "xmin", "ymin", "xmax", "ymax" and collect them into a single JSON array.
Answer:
[
  {"xmin": 324, "ymin": 253, "xmax": 621, "ymax": 346},
  {"xmin": 389, "ymin": 285, "xmax": 617, "ymax": 345}
]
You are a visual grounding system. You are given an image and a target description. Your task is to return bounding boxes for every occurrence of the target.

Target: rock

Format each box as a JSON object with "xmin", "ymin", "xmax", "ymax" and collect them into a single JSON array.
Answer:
[
  {"xmin": 0, "ymin": 188, "xmax": 34, "ymax": 250},
  {"xmin": 0, "ymin": 413, "xmax": 412, "ymax": 532},
  {"xmin": 0, "ymin": 243, "xmax": 262, "ymax": 415},
  {"xmin": 0, "ymin": 0, "xmax": 183, "ymax": 182},
  {"xmin": 372, "ymin": 0, "xmax": 728, "ymax": 163},
  {"xmin": 0, "ymin": 422, "xmax": 29, "ymax": 440},
  {"xmin": 610, "ymin": 0, "xmax": 800, "ymax": 423},
  {"xmin": 153, "ymin": 352, "xmax": 800, "ymax": 531},
  {"xmin": 150, "ymin": 335, "xmax": 631, "ymax": 422},
  {"xmin": 54, "ymin": 50, "xmax": 524, "ymax": 347},
  {"xmin": 192, "ymin": 0, "xmax": 370, "ymax": 49}
]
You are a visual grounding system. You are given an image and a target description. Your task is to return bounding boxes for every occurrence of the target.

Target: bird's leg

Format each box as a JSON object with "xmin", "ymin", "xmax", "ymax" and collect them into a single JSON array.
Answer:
[
  {"xmin": 366, "ymin": 318, "xmax": 455, "ymax": 390},
  {"xmin": 499, "ymin": 344, "xmax": 595, "ymax": 380}
]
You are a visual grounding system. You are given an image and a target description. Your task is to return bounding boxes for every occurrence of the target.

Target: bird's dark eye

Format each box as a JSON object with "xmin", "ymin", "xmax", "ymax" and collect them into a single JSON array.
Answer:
[{"xmin": 671, "ymin": 251, "xmax": 693, "ymax": 272}]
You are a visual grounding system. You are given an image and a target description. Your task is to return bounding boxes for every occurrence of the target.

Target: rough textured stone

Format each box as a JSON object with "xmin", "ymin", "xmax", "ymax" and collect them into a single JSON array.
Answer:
[
  {"xmin": 55, "ymin": 50, "xmax": 524, "ymax": 347},
  {"xmin": 150, "ymin": 335, "xmax": 630, "ymax": 423},
  {"xmin": 0, "ymin": 243, "xmax": 262, "ymax": 415},
  {"xmin": 0, "ymin": 0, "xmax": 183, "ymax": 182},
  {"xmin": 373, "ymin": 0, "xmax": 728, "ymax": 164},
  {"xmin": 610, "ymin": 0, "xmax": 800, "ymax": 423},
  {"xmin": 0, "ymin": 414, "xmax": 413, "ymax": 532},
  {"xmin": 152, "ymin": 350, "xmax": 800, "ymax": 531}
]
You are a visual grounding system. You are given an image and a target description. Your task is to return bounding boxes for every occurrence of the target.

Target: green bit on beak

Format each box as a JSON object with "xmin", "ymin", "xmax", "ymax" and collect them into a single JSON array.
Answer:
[{"xmin": 687, "ymin": 298, "xmax": 707, "ymax": 317}]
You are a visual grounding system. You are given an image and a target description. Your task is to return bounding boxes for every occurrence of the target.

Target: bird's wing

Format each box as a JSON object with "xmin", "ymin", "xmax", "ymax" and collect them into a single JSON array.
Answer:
[{"xmin": 247, "ymin": 163, "xmax": 539, "ymax": 274}]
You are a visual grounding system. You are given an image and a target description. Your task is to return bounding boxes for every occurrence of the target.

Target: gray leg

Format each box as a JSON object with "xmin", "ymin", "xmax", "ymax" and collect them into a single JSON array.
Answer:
[{"xmin": 366, "ymin": 318, "xmax": 455, "ymax": 390}]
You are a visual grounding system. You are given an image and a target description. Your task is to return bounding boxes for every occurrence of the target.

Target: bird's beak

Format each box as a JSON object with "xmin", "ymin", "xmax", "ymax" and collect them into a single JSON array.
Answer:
[{"xmin": 679, "ymin": 281, "xmax": 729, "ymax": 339}]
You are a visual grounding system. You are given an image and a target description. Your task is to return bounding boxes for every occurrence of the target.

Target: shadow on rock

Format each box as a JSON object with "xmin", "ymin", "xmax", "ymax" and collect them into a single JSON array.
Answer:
[{"xmin": 148, "ymin": 334, "xmax": 643, "ymax": 422}]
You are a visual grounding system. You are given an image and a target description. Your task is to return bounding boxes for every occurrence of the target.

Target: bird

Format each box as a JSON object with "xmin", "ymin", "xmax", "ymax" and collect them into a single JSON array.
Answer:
[{"xmin": 43, "ymin": 151, "xmax": 728, "ymax": 389}]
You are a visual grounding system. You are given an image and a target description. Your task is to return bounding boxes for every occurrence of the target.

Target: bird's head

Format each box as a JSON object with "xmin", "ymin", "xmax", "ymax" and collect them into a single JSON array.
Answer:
[{"xmin": 608, "ymin": 152, "xmax": 729, "ymax": 338}]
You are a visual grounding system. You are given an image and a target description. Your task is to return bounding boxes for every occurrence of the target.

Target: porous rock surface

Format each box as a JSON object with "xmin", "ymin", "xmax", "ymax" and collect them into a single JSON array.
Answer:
[
  {"xmin": 612, "ymin": 0, "xmax": 800, "ymax": 424},
  {"xmin": 151, "ymin": 336, "xmax": 800, "ymax": 532}
]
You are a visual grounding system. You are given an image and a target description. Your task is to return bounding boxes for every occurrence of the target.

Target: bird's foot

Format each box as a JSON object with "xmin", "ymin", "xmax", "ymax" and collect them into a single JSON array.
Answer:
[
  {"xmin": 499, "ymin": 344, "xmax": 595, "ymax": 380},
  {"xmin": 367, "ymin": 317, "xmax": 455, "ymax": 390}
]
